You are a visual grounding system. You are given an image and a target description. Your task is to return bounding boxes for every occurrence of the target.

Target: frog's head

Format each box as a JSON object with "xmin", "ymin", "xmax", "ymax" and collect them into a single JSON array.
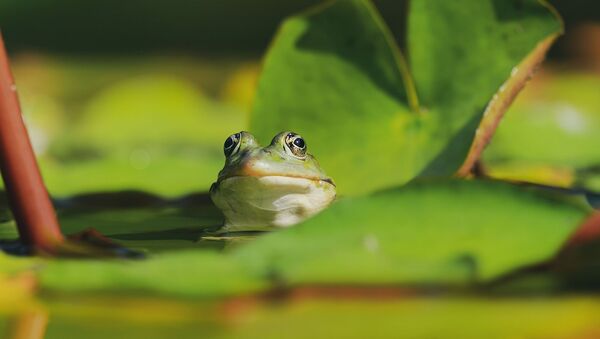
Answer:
[
  {"xmin": 217, "ymin": 131, "xmax": 333, "ymax": 184},
  {"xmin": 211, "ymin": 131, "xmax": 336, "ymax": 231}
]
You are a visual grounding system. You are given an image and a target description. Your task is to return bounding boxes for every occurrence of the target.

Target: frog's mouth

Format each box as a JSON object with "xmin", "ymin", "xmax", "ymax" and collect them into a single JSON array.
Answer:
[
  {"xmin": 218, "ymin": 174, "xmax": 335, "ymax": 187},
  {"xmin": 217, "ymin": 159, "xmax": 335, "ymax": 188}
]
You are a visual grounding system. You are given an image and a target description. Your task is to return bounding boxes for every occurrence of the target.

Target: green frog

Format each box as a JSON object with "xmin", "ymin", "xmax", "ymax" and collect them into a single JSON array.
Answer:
[{"xmin": 210, "ymin": 131, "xmax": 336, "ymax": 232}]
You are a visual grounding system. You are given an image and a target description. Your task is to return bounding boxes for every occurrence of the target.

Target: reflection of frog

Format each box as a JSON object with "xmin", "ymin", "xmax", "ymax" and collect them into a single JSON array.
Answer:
[{"xmin": 210, "ymin": 131, "xmax": 336, "ymax": 232}]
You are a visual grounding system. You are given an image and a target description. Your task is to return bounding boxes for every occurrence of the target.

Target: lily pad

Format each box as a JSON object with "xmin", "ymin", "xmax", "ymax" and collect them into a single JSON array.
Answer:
[
  {"xmin": 234, "ymin": 180, "xmax": 587, "ymax": 285},
  {"xmin": 38, "ymin": 180, "xmax": 588, "ymax": 297},
  {"xmin": 250, "ymin": 0, "xmax": 561, "ymax": 195},
  {"xmin": 40, "ymin": 250, "xmax": 267, "ymax": 298},
  {"xmin": 0, "ymin": 191, "xmax": 225, "ymax": 254}
]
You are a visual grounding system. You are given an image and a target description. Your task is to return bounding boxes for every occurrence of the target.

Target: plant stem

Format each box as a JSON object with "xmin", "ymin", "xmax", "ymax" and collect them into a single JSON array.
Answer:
[{"xmin": 0, "ymin": 32, "xmax": 64, "ymax": 251}]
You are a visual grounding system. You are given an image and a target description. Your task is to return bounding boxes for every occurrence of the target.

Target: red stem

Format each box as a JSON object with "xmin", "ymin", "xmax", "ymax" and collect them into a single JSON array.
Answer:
[{"xmin": 0, "ymin": 32, "xmax": 64, "ymax": 251}]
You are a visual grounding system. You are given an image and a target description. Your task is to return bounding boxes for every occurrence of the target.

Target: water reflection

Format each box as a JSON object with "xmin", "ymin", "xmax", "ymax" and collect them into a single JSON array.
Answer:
[{"xmin": 3, "ymin": 294, "xmax": 600, "ymax": 339}]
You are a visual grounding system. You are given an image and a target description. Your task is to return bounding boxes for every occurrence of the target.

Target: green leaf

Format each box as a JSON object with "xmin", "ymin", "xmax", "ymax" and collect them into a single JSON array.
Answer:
[
  {"xmin": 234, "ymin": 180, "xmax": 587, "ymax": 285},
  {"xmin": 409, "ymin": 0, "xmax": 561, "ymax": 176},
  {"xmin": 250, "ymin": 0, "xmax": 561, "ymax": 195},
  {"xmin": 0, "ymin": 191, "xmax": 225, "ymax": 253},
  {"xmin": 40, "ymin": 251, "xmax": 267, "ymax": 298},
  {"xmin": 37, "ymin": 180, "xmax": 588, "ymax": 297}
]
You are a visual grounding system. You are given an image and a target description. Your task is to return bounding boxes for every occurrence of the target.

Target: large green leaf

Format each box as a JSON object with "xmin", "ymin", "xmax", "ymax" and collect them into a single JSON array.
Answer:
[
  {"xmin": 38, "ymin": 180, "xmax": 588, "ymax": 297},
  {"xmin": 234, "ymin": 180, "xmax": 587, "ymax": 285},
  {"xmin": 250, "ymin": 0, "xmax": 561, "ymax": 195}
]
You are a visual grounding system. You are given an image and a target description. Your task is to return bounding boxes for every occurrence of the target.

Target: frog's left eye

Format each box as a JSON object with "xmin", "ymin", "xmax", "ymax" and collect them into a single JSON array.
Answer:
[
  {"xmin": 224, "ymin": 132, "xmax": 242, "ymax": 157},
  {"xmin": 284, "ymin": 132, "xmax": 307, "ymax": 159}
]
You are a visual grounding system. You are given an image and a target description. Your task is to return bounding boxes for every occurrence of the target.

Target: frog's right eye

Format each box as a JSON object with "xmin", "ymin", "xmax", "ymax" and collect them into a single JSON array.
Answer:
[{"xmin": 224, "ymin": 132, "xmax": 242, "ymax": 157}]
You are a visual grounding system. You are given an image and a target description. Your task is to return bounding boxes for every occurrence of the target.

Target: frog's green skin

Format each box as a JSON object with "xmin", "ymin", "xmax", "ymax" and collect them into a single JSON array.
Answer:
[{"xmin": 210, "ymin": 131, "xmax": 336, "ymax": 231}]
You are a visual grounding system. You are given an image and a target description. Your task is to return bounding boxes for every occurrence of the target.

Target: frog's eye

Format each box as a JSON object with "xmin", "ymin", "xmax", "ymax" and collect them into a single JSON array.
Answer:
[
  {"xmin": 224, "ymin": 132, "xmax": 242, "ymax": 157},
  {"xmin": 284, "ymin": 132, "xmax": 307, "ymax": 159}
]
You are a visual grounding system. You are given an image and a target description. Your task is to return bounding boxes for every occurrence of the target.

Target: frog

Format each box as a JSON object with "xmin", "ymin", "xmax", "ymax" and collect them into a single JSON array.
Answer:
[{"xmin": 210, "ymin": 131, "xmax": 336, "ymax": 232}]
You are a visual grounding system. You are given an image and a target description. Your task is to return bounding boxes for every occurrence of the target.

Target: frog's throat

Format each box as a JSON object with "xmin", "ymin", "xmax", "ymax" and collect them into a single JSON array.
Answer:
[{"xmin": 210, "ymin": 175, "xmax": 336, "ymax": 231}]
